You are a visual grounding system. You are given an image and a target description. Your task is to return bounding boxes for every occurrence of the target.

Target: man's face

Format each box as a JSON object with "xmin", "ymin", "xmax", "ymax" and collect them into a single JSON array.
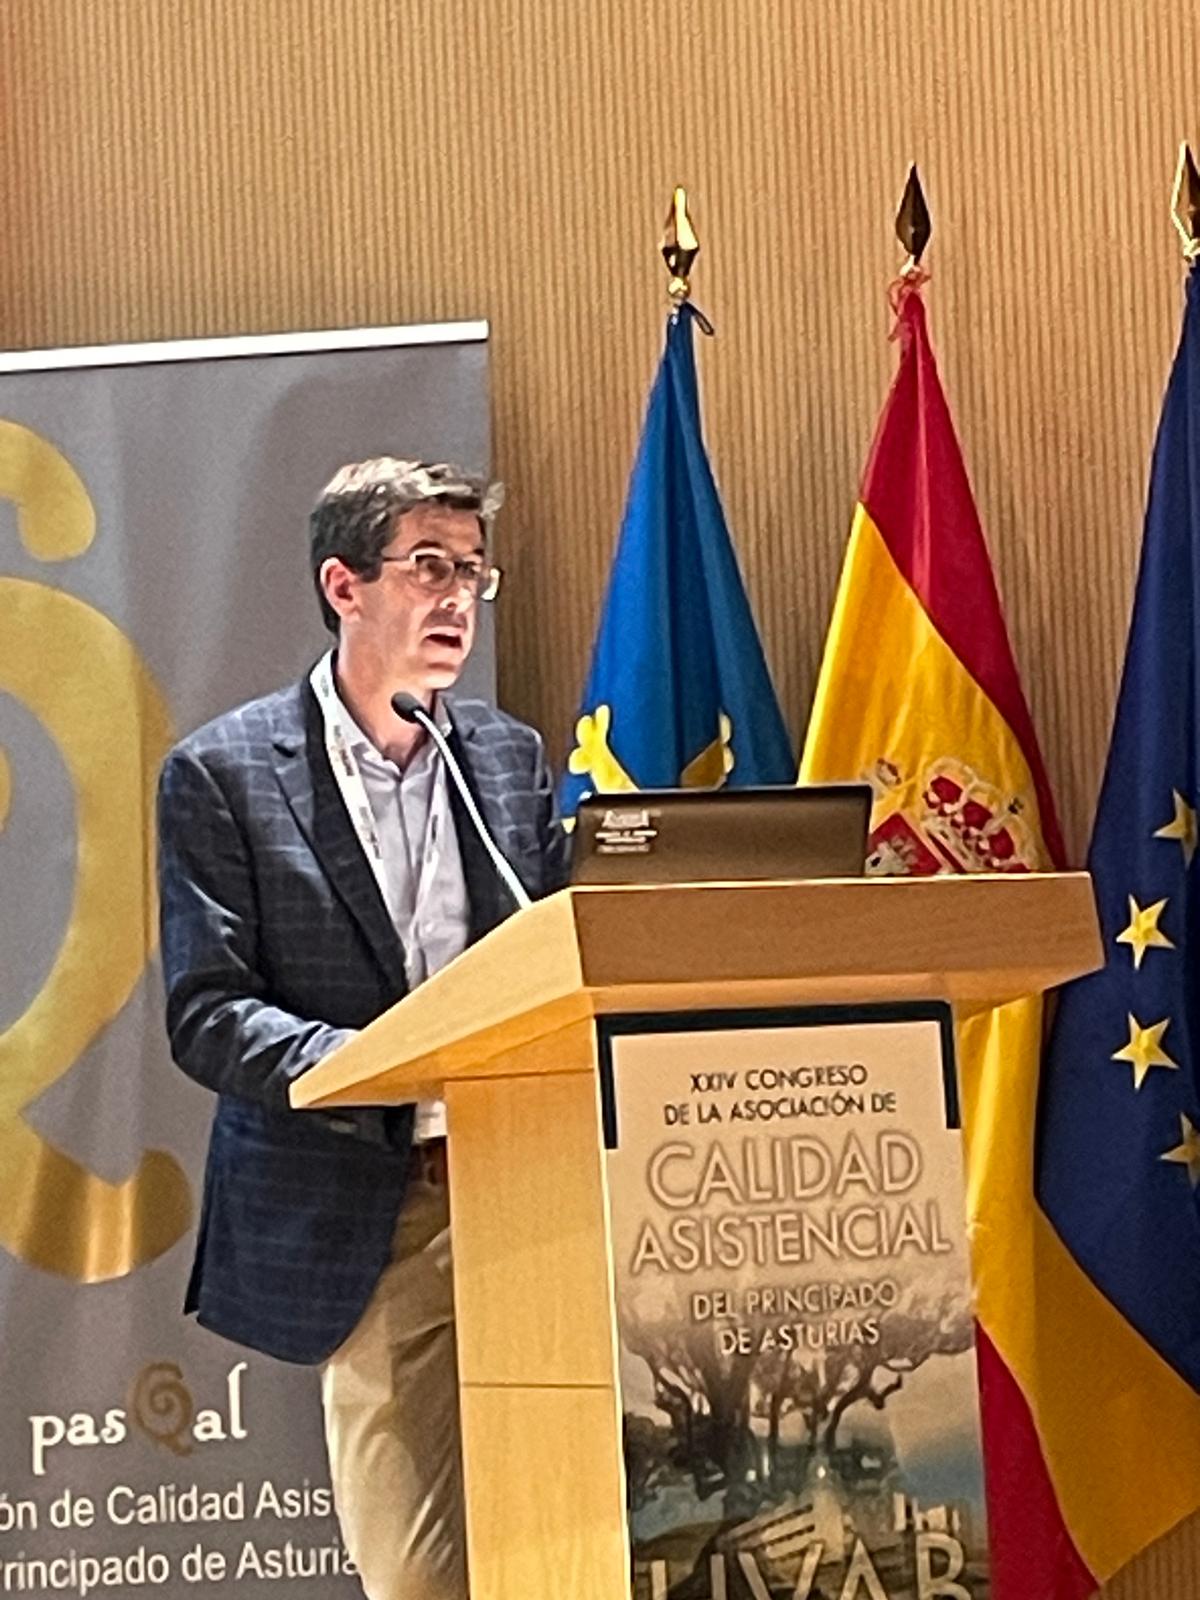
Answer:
[{"xmin": 329, "ymin": 503, "xmax": 484, "ymax": 694}]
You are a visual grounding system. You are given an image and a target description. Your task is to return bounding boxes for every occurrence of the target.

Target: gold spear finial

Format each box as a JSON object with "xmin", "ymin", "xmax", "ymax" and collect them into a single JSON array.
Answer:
[
  {"xmin": 1172, "ymin": 143, "xmax": 1200, "ymax": 262},
  {"xmin": 895, "ymin": 164, "xmax": 932, "ymax": 276},
  {"xmin": 662, "ymin": 186, "xmax": 699, "ymax": 304}
]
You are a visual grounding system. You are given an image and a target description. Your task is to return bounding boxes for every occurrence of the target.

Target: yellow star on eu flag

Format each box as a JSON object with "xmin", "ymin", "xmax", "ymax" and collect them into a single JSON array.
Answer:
[
  {"xmin": 1161, "ymin": 1114, "xmax": 1200, "ymax": 1187},
  {"xmin": 1154, "ymin": 791, "xmax": 1197, "ymax": 866},
  {"xmin": 1115, "ymin": 895, "xmax": 1174, "ymax": 969},
  {"xmin": 1112, "ymin": 1014, "xmax": 1179, "ymax": 1089}
]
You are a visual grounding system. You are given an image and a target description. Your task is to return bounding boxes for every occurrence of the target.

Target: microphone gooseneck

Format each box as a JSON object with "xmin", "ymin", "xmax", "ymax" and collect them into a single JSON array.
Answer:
[{"xmin": 390, "ymin": 692, "xmax": 532, "ymax": 911}]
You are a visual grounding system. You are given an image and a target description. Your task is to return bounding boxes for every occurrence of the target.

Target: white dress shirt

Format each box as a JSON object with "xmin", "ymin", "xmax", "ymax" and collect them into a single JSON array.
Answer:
[{"xmin": 338, "ymin": 693, "xmax": 469, "ymax": 1142}]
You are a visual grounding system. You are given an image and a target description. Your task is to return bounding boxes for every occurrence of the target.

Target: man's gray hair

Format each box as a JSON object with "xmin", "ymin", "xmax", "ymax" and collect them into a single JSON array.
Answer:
[
  {"xmin": 317, "ymin": 457, "xmax": 504, "ymax": 524},
  {"xmin": 309, "ymin": 457, "xmax": 504, "ymax": 634}
]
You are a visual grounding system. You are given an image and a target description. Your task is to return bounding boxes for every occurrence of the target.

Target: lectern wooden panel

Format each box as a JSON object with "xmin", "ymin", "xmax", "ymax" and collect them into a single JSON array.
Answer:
[
  {"xmin": 460, "ymin": 1386, "xmax": 628, "ymax": 1600},
  {"xmin": 445, "ymin": 1029, "xmax": 629, "ymax": 1595},
  {"xmin": 449, "ymin": 1035, "xmax": 614, "ymax": 1388},
  {"xmin": 291, "ymin": 875, "xmax": 1101, "ymax": 1600}
]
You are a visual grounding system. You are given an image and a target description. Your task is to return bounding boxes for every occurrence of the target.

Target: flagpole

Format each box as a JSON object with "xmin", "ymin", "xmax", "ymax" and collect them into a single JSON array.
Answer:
[
  {"xmin": 660, "ymin": 186, "xmax": 714, "ymax": 335},
  {"xmin": 895, "ymin": 163, "xmax": 932, "ymax": 278},
  {"xmin": 661, "ymin": 186, "xmax": 698, "ymax": 306},
  {"xmin": 1172, "ymin": 142, "xmax": 1200, "ymax": 261}
]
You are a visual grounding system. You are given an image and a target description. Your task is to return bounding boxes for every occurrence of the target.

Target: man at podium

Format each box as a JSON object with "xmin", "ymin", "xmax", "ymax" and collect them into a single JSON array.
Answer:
[{"xmin": 156, "ymin": 457, "xmax": 569, "ymax": 1600}]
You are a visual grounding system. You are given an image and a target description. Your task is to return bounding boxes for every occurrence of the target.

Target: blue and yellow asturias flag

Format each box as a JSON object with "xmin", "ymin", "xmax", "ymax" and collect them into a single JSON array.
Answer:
[
  {"xmin": 1036, "ymin": 265, "xmax": 1200, "ymax": 1580},
  {"xmin": 559, "ymin": 302, "xmax": 792, "ymax": 818}
]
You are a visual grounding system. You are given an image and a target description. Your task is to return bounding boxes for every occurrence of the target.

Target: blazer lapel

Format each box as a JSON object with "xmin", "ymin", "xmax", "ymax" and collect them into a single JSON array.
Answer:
[
  {"xmin": 271, "ymin": 682, "xmax": 407, "ymax": 991},
  {"xmin": 445, "ymin": 704, "xmax": 519, "ymax": 944}
]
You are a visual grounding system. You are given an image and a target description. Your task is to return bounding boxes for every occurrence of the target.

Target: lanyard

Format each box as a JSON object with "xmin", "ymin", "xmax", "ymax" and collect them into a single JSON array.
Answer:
[
  {"xmin": 309, "ymin": 653, "xmax": 452, "ymax": 957},
  {"xmin": 311, "ymin": 652, "xmax": 389, "ymax": 887}
]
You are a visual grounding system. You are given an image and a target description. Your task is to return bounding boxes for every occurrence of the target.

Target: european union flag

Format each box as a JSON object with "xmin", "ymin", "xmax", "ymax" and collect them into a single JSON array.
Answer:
[
  {"xmin": 559, "ymin": 303, "xmax": 792, "ymax": 818},
  {"xmin": 1037, "ymin": 267, "xmax": 1200, "ymax": 1387}
]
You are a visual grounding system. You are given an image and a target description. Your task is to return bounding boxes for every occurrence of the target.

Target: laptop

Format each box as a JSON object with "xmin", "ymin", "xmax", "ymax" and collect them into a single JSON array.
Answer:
[{"xmin": 569, "ymin": 784, "xmax": 873, "ymax": 886}]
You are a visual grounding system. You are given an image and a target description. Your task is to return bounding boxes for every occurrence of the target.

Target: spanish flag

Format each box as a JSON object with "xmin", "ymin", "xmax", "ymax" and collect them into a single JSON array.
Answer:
[{"xmin": 801, "ymin": 272, "xmax": 1121, "ymax": 1597}]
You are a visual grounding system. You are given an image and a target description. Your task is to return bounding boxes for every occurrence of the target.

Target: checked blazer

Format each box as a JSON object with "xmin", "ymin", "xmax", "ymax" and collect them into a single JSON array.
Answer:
[{"xmin": 157, "ymin": 672, "xmax": 569, "ymax": 1365}]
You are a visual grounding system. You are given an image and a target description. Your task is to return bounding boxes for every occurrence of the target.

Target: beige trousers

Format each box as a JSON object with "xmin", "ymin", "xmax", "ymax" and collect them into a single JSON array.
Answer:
[{"xmin": 321, "ymin": 1175, "xmax": 468, "ymax": 1600}]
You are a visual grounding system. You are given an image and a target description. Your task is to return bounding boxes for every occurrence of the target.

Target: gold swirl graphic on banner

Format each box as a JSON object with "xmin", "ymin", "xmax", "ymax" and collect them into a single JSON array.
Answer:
[
  {"xmin": 0, "ymin": 422, "xmax": 96, "ymax": 559},
  {"xmin": 129, "ymin": 1362, "xmax": 195, "ymax": 1457},
  {"xmin": 0, "ymin": 420, "xmax": 191, "ymax": 1281}
]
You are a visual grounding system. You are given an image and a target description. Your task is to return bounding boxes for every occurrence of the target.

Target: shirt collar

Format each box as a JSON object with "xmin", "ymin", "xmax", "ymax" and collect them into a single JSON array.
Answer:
[{"xmin": 325, "ymin": 651, "xmax": 451, "ymax": 771}]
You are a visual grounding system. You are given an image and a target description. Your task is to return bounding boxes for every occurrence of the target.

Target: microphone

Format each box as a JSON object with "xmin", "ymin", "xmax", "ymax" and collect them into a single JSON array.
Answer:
[{"xmin": 391, "ymin": 692, "xmax": 532, "ymax": 911}]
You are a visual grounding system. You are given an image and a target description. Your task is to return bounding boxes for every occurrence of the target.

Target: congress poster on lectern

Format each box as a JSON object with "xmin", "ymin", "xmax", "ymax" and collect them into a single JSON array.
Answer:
[{"xmin": 603, "ymin": 1007, "xmax": 989, "ymax": 1600}]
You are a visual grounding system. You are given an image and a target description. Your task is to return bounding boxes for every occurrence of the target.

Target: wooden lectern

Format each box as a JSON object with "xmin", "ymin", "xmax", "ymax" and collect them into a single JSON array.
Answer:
[{"xmin": 291, "ymin": 873, "xmax": 1101, "ymax": 1600}]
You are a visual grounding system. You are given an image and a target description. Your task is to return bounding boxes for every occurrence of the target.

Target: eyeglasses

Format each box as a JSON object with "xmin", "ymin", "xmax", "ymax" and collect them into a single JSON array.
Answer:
[{"xmin": 378, "ymin": 551, "xmax": 502, "ymax": 602}]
